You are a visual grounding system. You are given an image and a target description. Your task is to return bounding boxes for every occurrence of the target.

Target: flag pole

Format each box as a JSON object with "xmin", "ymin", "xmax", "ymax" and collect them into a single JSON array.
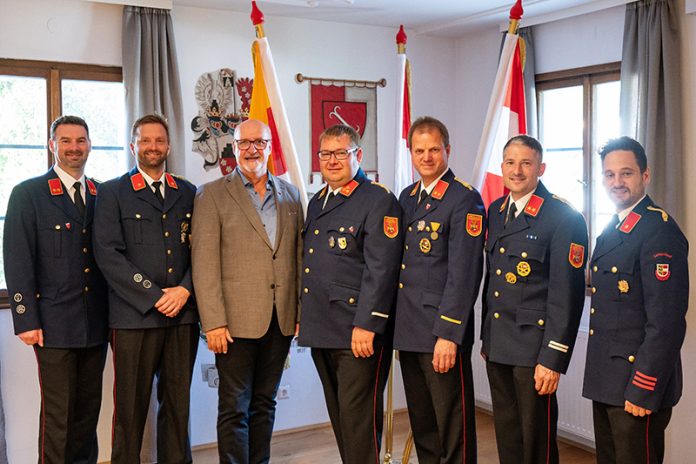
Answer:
[{"xmin": 251, "ymin": 0, "xmax": 265, "ymax": 38}]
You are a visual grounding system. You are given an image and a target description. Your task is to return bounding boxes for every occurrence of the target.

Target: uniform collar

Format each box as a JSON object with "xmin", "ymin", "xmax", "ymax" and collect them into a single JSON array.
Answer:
[
  {"xmin": 420, "ymin": 169, "xmax": 448, "ymax": 196},
  {"xmin": 617, "ymin": 195, "xmax": 647, "ymax": 222},
  {"xmin": 53, "ymin": 164, "xmax": 85, "ymax": 193},
  {"xmin": 507, "ymin": 188, "xmax": 535, "ymax": 218}
]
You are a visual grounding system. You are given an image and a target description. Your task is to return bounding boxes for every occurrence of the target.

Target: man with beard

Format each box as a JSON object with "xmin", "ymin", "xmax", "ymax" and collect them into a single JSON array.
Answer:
[
  {"xmin": 93, "ymin": 114, "xmax": 198, "ymax": 463},
  {"xmin": 3, "ymin": 115, "xmax": 108, "ymax": 464},
  {"xmin": 583, "ymin": 137, "xmax": 688, "ymax": 463},
  {"xmin": 192, "ymin": 119, "xmax": 303, "ymax": 463},
  {"xmin": 481, "ymin": 135, "xmax": 588, "ymax": 464}
]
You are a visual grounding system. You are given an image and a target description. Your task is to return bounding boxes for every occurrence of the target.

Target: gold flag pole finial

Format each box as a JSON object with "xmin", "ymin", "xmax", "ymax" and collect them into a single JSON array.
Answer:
[
  {"xmin": 508, "ymin": 0, "xmax": 524, "ymax": 34},
  {"xmin": 251, "ymin": 0, "xmax": 265, "ymax": 38},
  {"xmin": 396, "ymin": 25, "xmax": 407, "ymax": 54}
]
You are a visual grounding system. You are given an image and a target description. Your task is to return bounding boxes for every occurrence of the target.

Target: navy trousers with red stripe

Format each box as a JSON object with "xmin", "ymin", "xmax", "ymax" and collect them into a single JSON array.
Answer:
[
  {"xmin": 486, "ymin": 361, "xmax": 559, "ymax": 464},
  {"xmin": 34, "ymin": 344, "xmax": 107, "ymax": 464},
  {"xmin": 592, "ymin": 401, "xmax": 671, "ymax": 464},
  {"xmin": 400, "ymin": 350, "xmax": 477, "ymax": 464},
  {"xmin": 311, "ymin": 343, "xmax": 391, "ymax": 464}
]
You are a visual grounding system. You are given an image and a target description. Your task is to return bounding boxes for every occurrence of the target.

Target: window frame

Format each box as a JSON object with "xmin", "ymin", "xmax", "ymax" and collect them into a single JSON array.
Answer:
[
  {"xmin": 0, "ymin": 59, "xmax": 122, "ymax": 308},
  {"xmin": 535, "ymin": 61, "xmax": 621, "ymax": 257}
]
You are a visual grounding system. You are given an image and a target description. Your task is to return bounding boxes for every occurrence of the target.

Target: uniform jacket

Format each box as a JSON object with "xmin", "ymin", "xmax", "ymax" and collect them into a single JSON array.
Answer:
[
  {"xmin": 297, "ymin": 169, "xmax": 403, "ymax": 349},
  {"xmin": 93, "ymin": 167, "xmax": 197, "ymax": 329},
  {"xmin": 481, "ymin": 182, "xmax": 588, "ymax": 373},
  {"xmin": 583, "ymin": 195, "xmax": 688, "ymax": 411},
  {"xmin": 394, "ymin": 169, "xmax": 486, "ymax": 352},
  {"xmin": 3, "ymin": 169, "xmax": 108, "ymax": 348},
  {"xmin": 191, "ymin": 170, "xmax": 303, "ymax": 338}
]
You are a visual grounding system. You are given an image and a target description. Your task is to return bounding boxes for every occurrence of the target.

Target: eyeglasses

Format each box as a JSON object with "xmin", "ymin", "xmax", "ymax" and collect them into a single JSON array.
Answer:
[
  {"xmin": 235, "ymin": 139, "xmax": 270, "ymax": 150},
  {"xmin": 317, "ymin": 147, "xmax": 359, "ymax": 161}
]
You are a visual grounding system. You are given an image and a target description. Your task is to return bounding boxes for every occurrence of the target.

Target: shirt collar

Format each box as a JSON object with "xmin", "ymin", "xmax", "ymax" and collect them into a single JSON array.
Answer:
[
  {"xmin": 53, "ymin": 164, "xmax": 85, "ymax": 192},
  {"xmin": 237, "ymin": 167, "xmax": 272, "ymax": 190},
  {"xmin": 138, "ymin": 168, "xmax": 164, "ymax": 186},
  {"xmin": 617, "ymin": 195, "xmax": 646, "ymax": 222},
  {"xmin": 420, "ymin": 169, "xmax": 448, "ymax": 196}
]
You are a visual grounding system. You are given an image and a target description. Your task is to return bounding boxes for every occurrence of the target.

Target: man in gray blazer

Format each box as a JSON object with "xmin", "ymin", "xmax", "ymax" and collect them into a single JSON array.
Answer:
[{"xmin": 191, "ymin": 119, "xmax": 303, "ymax": 464}]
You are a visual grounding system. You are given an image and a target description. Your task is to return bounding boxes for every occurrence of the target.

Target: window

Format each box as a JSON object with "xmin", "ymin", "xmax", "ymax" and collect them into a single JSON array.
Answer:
[
  {"xmin": 0, "ymin": 59, "xmax": 126, "ymax": 302},
  {"xmin": 536, "ymin": 62, "xmax": 621, "ymax": 253}
]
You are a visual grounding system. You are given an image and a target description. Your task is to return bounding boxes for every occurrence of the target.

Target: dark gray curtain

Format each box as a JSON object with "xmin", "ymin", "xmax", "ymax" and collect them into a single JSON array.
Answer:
[
  {"xmin": 620, "ymin": 0, "xmax": 683, "ymax": 222},
  {"xmin": 123, "ymin": 6, "xmax": 185, "ymax": 174},
  {"xmin": 499, "ymin": 27, "xmax": 538, "ymax": 138}
]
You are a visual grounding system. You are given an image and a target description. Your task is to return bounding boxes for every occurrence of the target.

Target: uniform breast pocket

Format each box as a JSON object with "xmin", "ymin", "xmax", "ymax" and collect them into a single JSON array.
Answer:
[
  {"xmin": 507, "ymin": 241, "xmax": 546, "ymax": 281},
  {"xmin": 121, "ymin": 211, "xmax": 152, "ymax": 244},
  {"xmin": 177, "ymin": 211, "xmax": 192, "ymax": 246},
  {"xmin": 38, "ymin": 223, "xmax": 66, "ymax": 257},
  {"xmin": 327, "ymin": 219, "xmax": 361, "ymax": 255},
  {"xmin": 604, "ymin": 255, "xmax": 638, "ymax": 303}
]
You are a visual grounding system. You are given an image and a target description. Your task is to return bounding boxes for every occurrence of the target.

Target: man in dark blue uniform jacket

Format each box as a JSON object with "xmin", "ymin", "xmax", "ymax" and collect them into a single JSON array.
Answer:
[
  {"xmin": 583, "ymin": 136, "xmax": 688, "ymax": 464},
  {"xmin": 393, "ymin": 116, "xmax": 485, "ymax": 464},
  {"xmin": 3, "ymin": 115, "xmax": 108, "ymax": 464},
  {"xmin": 482, "ymin": 135, "xmax": 588, "ymax": 464},
  {"xmin": 93, "ymin": 114, "xmax": 198, "ymax": 464},
  {"xmin": 298, "ymin": 124, "xmax": 402, "ymax": 464}
]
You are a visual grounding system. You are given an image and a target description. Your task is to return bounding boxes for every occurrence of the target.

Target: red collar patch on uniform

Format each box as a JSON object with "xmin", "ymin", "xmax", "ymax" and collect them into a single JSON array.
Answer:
[
  {"xmin": 431, "ymin": 180, "xmax": 449, "ymax": 200},
  {"xmin": 339, "ymin": 180, "xmax": 359, "ymax": 197},
  {"xmin": 619, "ymin": 211, "xmax": 641, "ymax": 234},
  {"xmin": 130, "ymin": 172, "xmax": 147, "ymax": 191},
  {"xmin": 524, "ymin": 195, "xmax": 544, "ymax": 217},
  {"xmin": 568, "ymin": 243, "xmax": 585, "ymax": 268},
  {"xmin": 165, "ymin": 173, "xmax": 178, "ymax": 190},
  {"xmin": 86, "ymin": 179, "xmax": 97, "ymax": 196},
  {"xmin": 409, "ymin": 181, "xmax": 420, "ymax": 197},
  {"xmin": 48, "ymin": 178, "xmax": 64, "ymax": 196}
]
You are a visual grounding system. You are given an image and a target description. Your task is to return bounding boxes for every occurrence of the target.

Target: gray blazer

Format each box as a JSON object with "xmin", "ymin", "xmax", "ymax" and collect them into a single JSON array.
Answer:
[{"xmin": 191, "ymin": 170, "xmax": 303, "ymax": 338}]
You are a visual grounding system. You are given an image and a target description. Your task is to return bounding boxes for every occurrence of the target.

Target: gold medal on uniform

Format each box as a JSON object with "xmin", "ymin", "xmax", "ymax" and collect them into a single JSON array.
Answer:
[
  {"xmin": 417, "ymin": 220, "xmax": 426, "ymax": 231},
  {"xmin": 329, "ymin": 236, "xmax": 335, "ymax": 248},
  {"xmin": 430, "ymin": 222, "xmax": 440, "ymax": 240},
  {"xmin": 338, "ymin": 237, "xmax": 347, "ymax": 250},
  {"xmin": 516, "ymin": 261, "xmax": 531, "ymax": 277},
  {"xmin": 419, "ymin": 238, "xmax": 431, "ymax": 254},
  {"xmin": 505, "ymin": 272, "xmax": 517, "ymax": 284},
  {"xmin": 618, "ymin": 279, "xmax": 629, "ymax": 293},
  {"xmin": 180, "ymin": 221, "xmax": 190, "ymax": 245}
]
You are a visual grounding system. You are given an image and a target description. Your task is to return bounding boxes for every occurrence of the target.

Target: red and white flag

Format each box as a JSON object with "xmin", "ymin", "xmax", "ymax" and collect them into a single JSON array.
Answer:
[
  {"xmin": 249, "ymin": 1, "xmax": 308, "ymax": 209},
  {"xmin": 394, "ymin": 25, "xmax": 413, "ymax": 195},
  {"xmin": 472, "ymin": 1, "xmax": 527, "ymax": 208}
]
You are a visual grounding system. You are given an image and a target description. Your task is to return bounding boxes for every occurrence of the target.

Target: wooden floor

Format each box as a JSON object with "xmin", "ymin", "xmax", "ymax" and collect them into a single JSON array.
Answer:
[{"xmin": 192, "ymin": 408, "xmax": 595, "ymax": 463}]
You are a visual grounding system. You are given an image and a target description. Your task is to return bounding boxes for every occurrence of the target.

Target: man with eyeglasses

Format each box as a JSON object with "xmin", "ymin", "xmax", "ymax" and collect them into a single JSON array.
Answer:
[
  {"xmin": 4, "ymin": 115, "xmax": 108, "ymax": 463},
  {"xmin": 93, "ymin": 113, "xmax": 198, "ymax": 463},
  {"xmin": 191, "ymin": 118, "xmax": 303, "ymax": 464},
  {"xmin": 583, "ymin": 137, "xmax": 688, "ymax": 463},
  {"xmin": 298, "ymin": 124, "xmax": 402, "ymax": 464},
  {"xmin": 393, "ymin": 116, "xmax": 486, "ymax": 463}
]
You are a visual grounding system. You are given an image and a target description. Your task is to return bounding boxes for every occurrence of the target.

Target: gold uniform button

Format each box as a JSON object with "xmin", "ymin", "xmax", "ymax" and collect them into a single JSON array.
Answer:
[
  {"xmin": 494, "ymin": 312, "xmax": 500, "ymax": 319},
  {"xmin": 593, "ymin": 265, "xmax": 598, "ymax": 272},
  {"xmin": 339, "ymin": 227, "xmax": 345, "ymax": 232},
  {"xmin": 628, "ymin": 355, "xmax": 635, "ymax": 363},
  {"xmin": 537, "ymin": 319, "xmax": 545, "ymax": 326},
  {"xmin": 592, "ymin": 287, "xmax": 596, "ymax": 294},
  {"xmin": 309, "ymin": 248, "xmax": 314, "ymax": 254},
  {"xmin": 164, "ymin": 231, "xmax": 170, "ymax": 237},
  {"xmin": 168, "ymin": 267, "xmax": 174, "ymax": 273},
  {"xmin": 408, "ymin": 226, "xmax": 413, "ymax": 232},
  {"xmin": 499, "ymin": 247, "xmax": 505, "ymax": 254},
  {"xmin": 84, "ymin": 268, "xmax": 90, "ymax": 273},
  {"xmin": 167, "ymin": 249, "xmax": 172, "ymax": 255},
  {"xmin": 82, "ymin": 229, "xmax": 87, "ymax": 234},
  {"xmin": 83, "ymin": 247, "xmax": 88, "ymax": 253},
  {"xmin": 54, "ymin": 225, "xmax": 61, "ymax": 230},
  {"xmin": 496, "ymin": 269, "xmax": 502, "ymax": 275},
  {"xmin": 590, "ymin": 307, "xmax": 596, "ymax": 315},
  {"xmin": 589, "ymin": 329, "xmax": 594, "ymax": 336},
  {"xmin": 401, "ymin": 264, "xmax": 406, "ymax": 270},
  {"xmin": 303, "ymin": 288, "xmax": 309, "ymax": 294},
  {"xmin": 405, "ymin": 245, "xmax": 409, "ymax": 251},
  {"xmin": 314, "ymin": 229, "xmax": 319, "ymax": 235},
  {"xmin": 162, "ymin": 213, "xmax": 167, "ymax": 219},
  {"xmin": 84, "ymin": 286, "xmax": 89, "ymax": 292},
  {"xmin": 135, "ymin": 213, "xmax": 141, "ymax": 219},
  {"xmin": 611, "ymin": 266, "xmax": 618, "ymax": 274},
  {"xmin": 348, "ymin": 297, "xmax": 356, "ymax": 304},
  {"xmin": 399, "ymin": 283, "xmax": 404, "ymax": 289},
  {"xmin": 521, "ymin": 252, "xmax": 528, "ymax": 258},
  {"xmin": 304, "ymin": 268, "xmax": 310, "ymax": 274},
  {"xmin": 494, "ymin": 291, "xmax": 500, "ymax": 297}
]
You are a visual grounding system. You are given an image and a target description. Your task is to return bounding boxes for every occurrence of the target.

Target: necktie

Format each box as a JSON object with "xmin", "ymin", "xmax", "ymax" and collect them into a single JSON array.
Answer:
[
  {"xmin": 418, "ymin": 189, "xmax": 428, "ymax": 205},
  {"xmin": 152, "ymin": 181, "xmax": 164, "ymax": 206},
  {"xmin": 323, "ymin": 191, "xmax": 336, "ymax": 210},
  {"xmin": 505, "ymin": 202, "xmax": 517, "ymax": 227},
  {"xmin": 73, "ymin": 182, "xmax": 85, "ymax": 216},
  {"xmin": 609, "ymin": 214, "xmax": 620, "ymax": 230}
]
